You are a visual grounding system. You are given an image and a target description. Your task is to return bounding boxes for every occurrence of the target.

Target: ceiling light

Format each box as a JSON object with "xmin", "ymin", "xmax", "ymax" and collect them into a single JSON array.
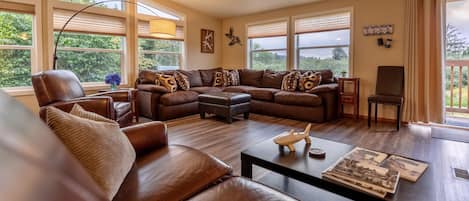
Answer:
[{"xmin": 150, "ymin": 19, "xmax": 176, "ymax": 38}]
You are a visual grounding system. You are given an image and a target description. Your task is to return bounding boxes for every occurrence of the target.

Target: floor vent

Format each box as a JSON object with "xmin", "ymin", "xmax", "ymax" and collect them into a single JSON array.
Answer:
[{"xmin": 454, "ymin": 168, "xmax": 469, "ymax": 180}]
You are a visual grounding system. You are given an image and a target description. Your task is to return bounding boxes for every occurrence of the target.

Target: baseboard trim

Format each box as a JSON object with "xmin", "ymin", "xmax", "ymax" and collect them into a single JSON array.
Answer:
[{"xmin": 341, "ymin": 113, "xmax": 408, "ymax": 124}]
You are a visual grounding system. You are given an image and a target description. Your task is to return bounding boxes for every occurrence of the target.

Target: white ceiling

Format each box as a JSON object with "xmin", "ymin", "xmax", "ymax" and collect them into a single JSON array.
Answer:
[{"xmin": 170, "ymin": 0, "xmax": 323, "ymax": 18}]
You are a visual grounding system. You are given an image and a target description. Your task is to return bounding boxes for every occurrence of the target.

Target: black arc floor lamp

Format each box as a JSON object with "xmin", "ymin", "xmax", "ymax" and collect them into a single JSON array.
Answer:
[{"xmin": 52, "ymin": 0, "xmax": 176, "ymax": 70}]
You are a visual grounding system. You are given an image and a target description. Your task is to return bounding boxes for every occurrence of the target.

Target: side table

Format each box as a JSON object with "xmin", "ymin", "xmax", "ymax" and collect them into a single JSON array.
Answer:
[
  {"xmin": 98, "ymin": 88, "xmax": 139, "ymax": 123},
  {"xmin": 338, "ymin": 78, "xmax": 360, "ymax": 119}
]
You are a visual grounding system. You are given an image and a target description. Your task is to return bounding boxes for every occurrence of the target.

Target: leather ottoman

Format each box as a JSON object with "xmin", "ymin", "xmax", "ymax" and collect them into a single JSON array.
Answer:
[{"xmin": 198, "ymin": 92, "xmax": 251, "ymax": 123}]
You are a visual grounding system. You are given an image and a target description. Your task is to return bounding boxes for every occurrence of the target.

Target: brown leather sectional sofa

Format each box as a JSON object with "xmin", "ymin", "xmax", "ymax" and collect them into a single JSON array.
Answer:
[{"xmin": 136, "ymin": 68, "xmax": 338, "ymax": 122}]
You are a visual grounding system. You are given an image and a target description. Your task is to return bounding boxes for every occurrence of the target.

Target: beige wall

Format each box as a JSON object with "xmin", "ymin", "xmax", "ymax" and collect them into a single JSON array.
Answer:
[
  {"xmin": 221, "ymin": 0, "xmax": 406, "ymax": 120},
  {"xmin": 147, "ymin": 0, "xmax": 223, "ymax": 69},
  {"xmin": 11, "ymin": 0, "xmax": 223, "ymax": 114}
]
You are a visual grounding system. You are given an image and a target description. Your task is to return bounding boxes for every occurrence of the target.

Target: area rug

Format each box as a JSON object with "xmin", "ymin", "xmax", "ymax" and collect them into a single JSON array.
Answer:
[{"xmin": 431, "ymin": 127, "xmax": 469, "ymax": 143}]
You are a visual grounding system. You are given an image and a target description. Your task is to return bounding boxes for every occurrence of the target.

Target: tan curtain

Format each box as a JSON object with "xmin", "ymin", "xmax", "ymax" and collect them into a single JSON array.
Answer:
[{"xmin": 403, "ymin": 0, "xmax": 445, "ymax": 123}]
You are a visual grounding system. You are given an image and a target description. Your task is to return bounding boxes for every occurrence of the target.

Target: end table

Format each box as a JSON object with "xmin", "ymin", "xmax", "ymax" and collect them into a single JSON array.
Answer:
[
  {"xmin": 338, "ymin": 78, "xmax": 360, "ymax": 119},
  {"xmin": 98, "ymin": 88, "xmax": 139, "ymax": 123}
]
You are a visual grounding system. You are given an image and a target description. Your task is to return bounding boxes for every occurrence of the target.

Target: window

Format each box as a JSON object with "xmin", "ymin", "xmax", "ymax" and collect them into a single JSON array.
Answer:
[
  {"xmin": 138, "ymin": 39, "xmax": 182, "ymax": 70},
  {"xmin": 53, "ymin": 5, "xmax": 126, "ymax": 83},
  {"xmin": 60, "ymin": 0, "xmax": 124, "ymax": 11},
  {"xmin": 55, "ymin": 33, "xmax": 124, "ymax": 82},
  {"xmin": 247, "ymin": 21, "xmax": 288, "ymax": 71},
  {"xmin": 0, "ymin": 5, "xmax": 35, "ymax": 88},
  {"xmin": 137, "ymin": 2, "xmax": 184, "ymax": 70},
  {"xmin": 295, "ymin": 12, "xmax": 351, "ymax": 76},
  {"xmin": 137, "ymin": 2, "xmax": 179, "ymax": 20}
]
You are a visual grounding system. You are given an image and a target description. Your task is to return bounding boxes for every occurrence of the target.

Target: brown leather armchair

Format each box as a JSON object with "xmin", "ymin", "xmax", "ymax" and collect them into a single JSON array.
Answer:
[{"xmin": 32, "ymin": 70, "xmax": 134, "ymax": 127}]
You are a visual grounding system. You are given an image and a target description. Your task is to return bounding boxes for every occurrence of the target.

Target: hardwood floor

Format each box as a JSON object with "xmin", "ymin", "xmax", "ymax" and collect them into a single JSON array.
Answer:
[{"xmin": 152, "ymin": 114, "xmax": 469, "ymax": 201}]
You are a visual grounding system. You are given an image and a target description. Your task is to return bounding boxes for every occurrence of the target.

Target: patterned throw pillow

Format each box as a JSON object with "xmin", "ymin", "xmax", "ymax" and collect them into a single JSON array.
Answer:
[
  {"xmin": 174, "ymin": 72, "xmax": 190, "ymax": 90},
  {"xmin": 213, "ymin": 70, "xmax": 241, "ymax": 87},
  {"xmin": 213, "ymin": 71, "xmax": 226, "ymax": 87},
  {"xmin": 299, "ymin": 71, "xmax": 322, "ymax": 93},
  {"xmin": 226, "ymin": 70, "xmax": 240, "ymax": 86},
  {"xmin": 281, "ymin": 71, "xmax": 300, "ymax": 92},
  {"xmin": 46, "ymin": 106, "xmax": 135, "ymax": 200},
  {"xmin": 157, "ymin": 74, "xmax": 177, "ymax": 93},
  {"xmin": 155, "ymin": 78, "xmax": 160, "ymax": 86}
]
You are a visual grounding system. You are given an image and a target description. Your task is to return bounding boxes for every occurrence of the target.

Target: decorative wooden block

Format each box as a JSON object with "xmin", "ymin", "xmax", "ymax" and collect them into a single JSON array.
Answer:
[{"xmin": 273, "ymin": 124, "xmax": 312, "ymax": 152}]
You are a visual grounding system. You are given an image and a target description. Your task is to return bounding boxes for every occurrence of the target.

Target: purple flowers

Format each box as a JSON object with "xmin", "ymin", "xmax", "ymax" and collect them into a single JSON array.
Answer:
[{"xmin": 104, "ymin": 73, "xmax": 121, "ymax": 86}]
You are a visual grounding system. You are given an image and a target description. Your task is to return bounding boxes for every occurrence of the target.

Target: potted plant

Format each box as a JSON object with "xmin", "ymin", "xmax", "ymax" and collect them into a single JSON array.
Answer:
[{"xmin": 104, "ymin": 73, "xmax": 121, "ymax": 91}]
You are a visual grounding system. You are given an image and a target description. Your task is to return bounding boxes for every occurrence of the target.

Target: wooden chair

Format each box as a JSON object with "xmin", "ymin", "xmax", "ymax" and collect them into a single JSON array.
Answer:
[{"xmin": 368, "ymin": 66, "xmax": 405, "ymax": 130}]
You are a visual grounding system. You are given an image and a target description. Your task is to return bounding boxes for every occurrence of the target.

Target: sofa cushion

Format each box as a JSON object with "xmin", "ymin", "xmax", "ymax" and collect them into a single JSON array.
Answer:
[
  {"xmin": 113, "ymin": 102, "xmax": 132, "ymax": 118},
  {"xmin": 298, "ymin": 71, "xmax": 321, "ymax": 93},
  {"xmin": 275, "ymin": 91, "xmax": 322, "ymax": 106},
  {"xmin": 199, "ymin": 68, "xmax": 223, "ymax": 86},
  {"xmin": 261, "ymin": 70, "xmax": 288, "ymax": 89},
  {"xmin": 190, "ymin": 87, "xmax": 223, "ymax": 94},
  {"xmin": 136, "ymin": 145, "xmax": 232, "ymax": 201},
  {"xmin": 137, "ymin": 84, "xmax": 170, "ymax": 93},
  {"xmin": 160, "ymin": 91, "xmax": 199, "ymax": 106},
  {"xmin": 46, "ymin": 106, "xmax": 136, "ymax": 200},
  {"xmin": 223, "ymin": 85, "xmax": 257, "ymax": 93},
  {"xmin": 188, "ymin": 177, "xmax": 297, "ymax": 201},
  {"xmin": 239, "ymin": 69, "xmax": 264, "ymax": 87},
  {"xmin": 281, "ymin": 71, "xmax": 300, "ymax": 92},
  {"xmin": 247, "ymin": 88, "xmax": 280, "ymax": 101},
  {"xmin": 308, "ymin": 83, "xmax": 339, "ymax": 94},
  {"xmin": 179, "ymin": 70, "xmax": 203, "ymax": 87}
]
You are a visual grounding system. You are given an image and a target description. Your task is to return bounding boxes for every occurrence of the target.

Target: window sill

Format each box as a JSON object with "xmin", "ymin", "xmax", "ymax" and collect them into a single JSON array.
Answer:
[
  {"xmin": 2, "ymin": 87, "xmax": 35, "ymax": 97},
  {"xmin": 2, "ymin": 84, "xmax": 131, "ymax": 97}
]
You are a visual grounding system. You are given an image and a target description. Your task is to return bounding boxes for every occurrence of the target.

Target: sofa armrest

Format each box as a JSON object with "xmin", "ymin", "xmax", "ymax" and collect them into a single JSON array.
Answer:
[
  {"xmin": 309, "ymin": 83, "xmax": 339, "ymax": 94},
  {"xmin": 137, "ymin": 84, "xmax": 169, "ymax": 94},
  {"xmin": 90, "ymin": 90, "xmax": 131, "ymax": 102},
  {"xmin": 39, "ymin": 96, "xmax": 115, "ymax": 121},
  {"xmin": 121, "ymin": 121, "xmax": 168, "ymax": 156}
]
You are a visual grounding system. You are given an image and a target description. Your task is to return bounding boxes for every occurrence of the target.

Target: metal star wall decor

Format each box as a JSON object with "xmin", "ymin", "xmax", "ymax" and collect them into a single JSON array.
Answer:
[{"xmin": 225, "ymin": 27, "xmax": 242, "ymax": 46}]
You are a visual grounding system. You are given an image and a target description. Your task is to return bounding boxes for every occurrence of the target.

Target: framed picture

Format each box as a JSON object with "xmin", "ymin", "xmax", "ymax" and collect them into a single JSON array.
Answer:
[{"xmin": 201, "ymin": 29, "xmax": 214, "ymax": 53}]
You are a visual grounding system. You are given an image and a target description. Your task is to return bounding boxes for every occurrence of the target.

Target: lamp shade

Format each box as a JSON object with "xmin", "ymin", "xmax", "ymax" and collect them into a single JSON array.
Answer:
[{"xmin": 149, "ymin": 19, "xmax": 176, "ymax": 38}]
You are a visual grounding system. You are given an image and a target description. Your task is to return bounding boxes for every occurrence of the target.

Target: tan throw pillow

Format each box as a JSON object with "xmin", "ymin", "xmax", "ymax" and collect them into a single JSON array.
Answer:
[
  {"xmin": 70, "ymin": 104, "xmax": 116, "ymax": 124},
  {"xmin": 281, "ymin": 71, "xmax": 300, "ymax": 92},
  {"xmin": 213, "ymin": 71, "xmax": 226, "ymax": 87},
  {"xmin": 299, "ymin": 71, "xmax": 322, "ymax": 93},
  {"xmin": 46, "ymin": 106, "xmax": 136, "ymax": 200},
  {"xmin": 174, "ymin": 72, "xmax": 190, "ymax": 90},
  {"xmin": 157, "ymin": 74, "xmax": 177, "ymax": 93}
]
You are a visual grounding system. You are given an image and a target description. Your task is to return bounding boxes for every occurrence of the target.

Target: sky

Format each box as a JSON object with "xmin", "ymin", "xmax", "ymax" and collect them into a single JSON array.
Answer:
[{"xmin": 447, "ymin": 0, "xmax": 469, "ymax": 43}]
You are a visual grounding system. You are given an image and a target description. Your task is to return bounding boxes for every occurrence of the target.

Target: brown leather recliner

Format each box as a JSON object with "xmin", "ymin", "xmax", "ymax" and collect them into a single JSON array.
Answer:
[
  {"xmin": 32, "ymin": 70, "xmax": 134, "ymax": 127},
  {"xmin": 0, "ymin": 91, "xmax": 296, "ymax": 201}
]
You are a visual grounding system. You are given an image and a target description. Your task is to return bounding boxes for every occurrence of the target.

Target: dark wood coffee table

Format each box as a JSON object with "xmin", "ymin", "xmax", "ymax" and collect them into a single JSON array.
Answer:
[{"xmin": 241, "ymin": 137, "xmax": 435, "ymax": 201}]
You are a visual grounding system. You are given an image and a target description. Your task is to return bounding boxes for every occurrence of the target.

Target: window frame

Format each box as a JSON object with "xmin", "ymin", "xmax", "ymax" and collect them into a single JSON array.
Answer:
[
  {"xmin": 293, "ymin": 9, "xmax": 354, "ymax": 76},
  {"xmin": 0, "ymin": 5, "xmax": 38, "ymax": 93},
  {"xmin": 245, "ymin": 18, "xmax": 289, "ymax": 70}
]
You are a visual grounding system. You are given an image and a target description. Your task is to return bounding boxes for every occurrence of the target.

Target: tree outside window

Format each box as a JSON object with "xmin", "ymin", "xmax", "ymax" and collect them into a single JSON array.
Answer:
[{"xmin": 0, "ymin": 11, "xmax": 33, "ymax": 88}]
